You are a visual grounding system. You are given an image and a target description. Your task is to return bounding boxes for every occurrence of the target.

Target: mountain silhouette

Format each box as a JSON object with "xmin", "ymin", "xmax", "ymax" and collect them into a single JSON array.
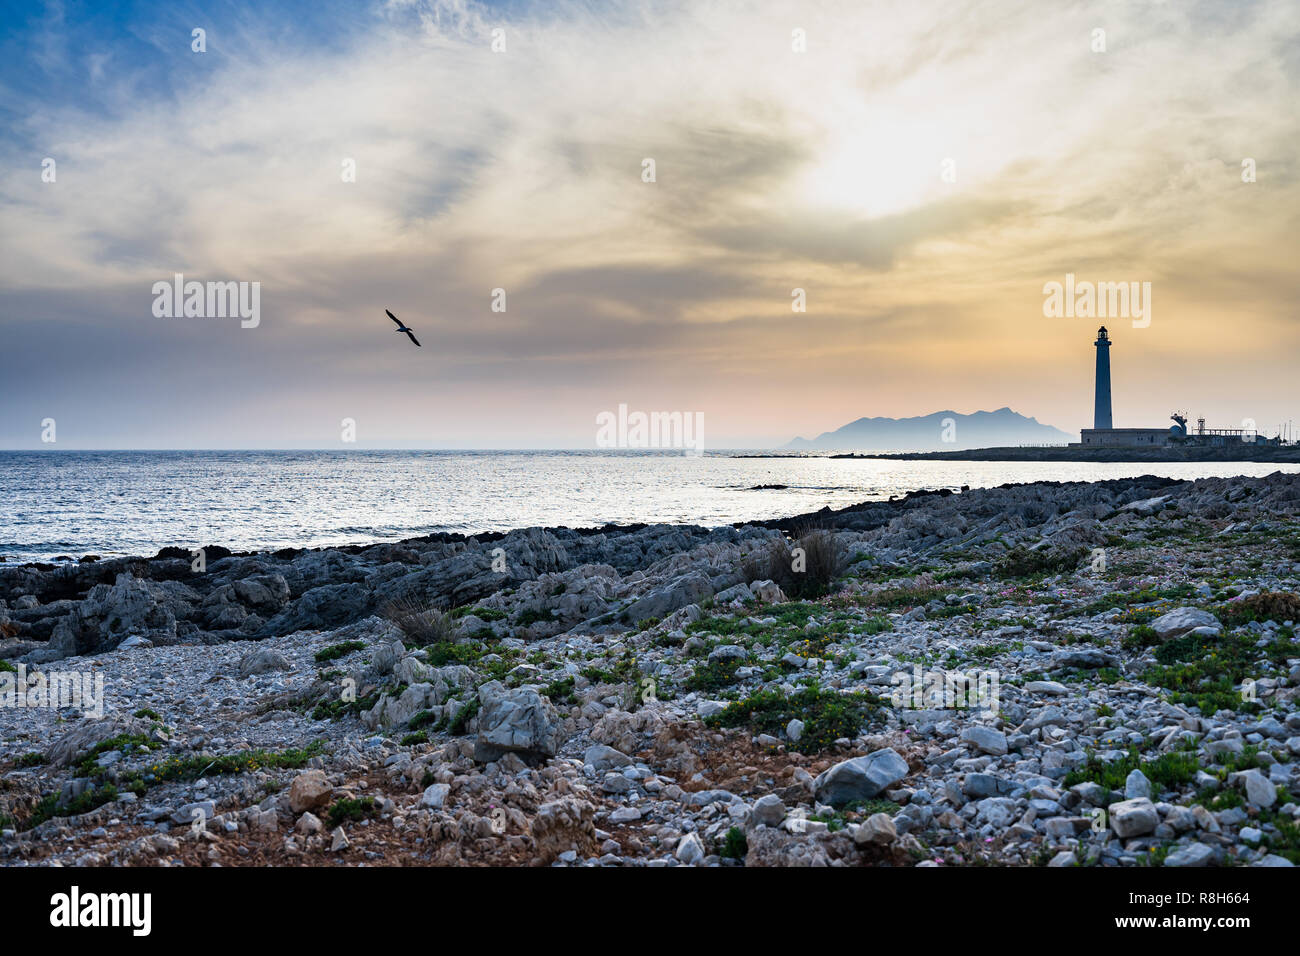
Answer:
[{"xmin": 783, "ymin": 407, "xmax": 1072, "ymax": 451}]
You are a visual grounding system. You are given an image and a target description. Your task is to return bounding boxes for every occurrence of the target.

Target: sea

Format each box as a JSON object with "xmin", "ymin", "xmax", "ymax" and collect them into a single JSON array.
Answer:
[{"xmin": 1, "ymin": 450, "xmax": 1296, "ymax": 564}]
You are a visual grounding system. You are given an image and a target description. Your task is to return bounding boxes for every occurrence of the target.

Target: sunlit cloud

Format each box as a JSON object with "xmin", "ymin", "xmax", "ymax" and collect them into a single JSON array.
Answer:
[{"xmin": 1, "ymin": 0, "xmax": 1297, "ymax": 448}]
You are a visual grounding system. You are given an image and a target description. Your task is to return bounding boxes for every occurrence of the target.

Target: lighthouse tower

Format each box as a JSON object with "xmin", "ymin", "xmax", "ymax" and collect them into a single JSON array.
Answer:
[{"xmin": 1094, "ymin": 326, "xmax": 1113, "ymax": 430}]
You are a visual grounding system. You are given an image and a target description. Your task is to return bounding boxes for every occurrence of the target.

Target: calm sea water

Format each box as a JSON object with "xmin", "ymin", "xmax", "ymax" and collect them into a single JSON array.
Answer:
[{"xmin": 1, "ymin": 450, "xmax": 1295, "ymax": 564}]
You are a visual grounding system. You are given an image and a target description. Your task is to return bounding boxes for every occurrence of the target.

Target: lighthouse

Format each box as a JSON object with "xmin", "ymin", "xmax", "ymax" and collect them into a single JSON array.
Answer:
[
  {"xmin": 1075, "ymin": 327, "xmax": 1231, "ymax": 448},
  {"xmin": 1094, "ymin": 326, "xmax": 1113, "ymax": 430}
]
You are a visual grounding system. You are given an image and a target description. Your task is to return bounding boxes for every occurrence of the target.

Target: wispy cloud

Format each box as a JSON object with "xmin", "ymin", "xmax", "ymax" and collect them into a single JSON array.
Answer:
[{"xmin": 1, "ymin": 0, "xmax": 1297, "ymax": 447}]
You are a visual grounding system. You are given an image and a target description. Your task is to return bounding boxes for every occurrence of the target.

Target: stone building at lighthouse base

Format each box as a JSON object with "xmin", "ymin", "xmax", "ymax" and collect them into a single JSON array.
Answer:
[{"xmin": 1077, "ymin": 427, "xmax": 1172, "ymax": 447}]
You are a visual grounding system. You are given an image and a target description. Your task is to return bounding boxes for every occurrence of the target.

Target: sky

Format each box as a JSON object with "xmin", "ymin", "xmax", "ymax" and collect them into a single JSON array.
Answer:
[{"xmin": 1, "ymin": 0, "xmax": 1297, "ymax": 449}]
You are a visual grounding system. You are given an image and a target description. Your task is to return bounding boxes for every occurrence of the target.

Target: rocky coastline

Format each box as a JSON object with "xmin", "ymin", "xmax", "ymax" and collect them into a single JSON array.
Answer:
[{"xmin": 2, "ymin": 472, "xmax": 1299, "ymax": 867}]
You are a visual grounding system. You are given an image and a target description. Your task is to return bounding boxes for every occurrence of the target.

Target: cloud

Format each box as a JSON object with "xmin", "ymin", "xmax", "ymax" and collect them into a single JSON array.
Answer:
[{"xmin": 0, "ymin": 0, "xmax": 1298, "ymax": 447}]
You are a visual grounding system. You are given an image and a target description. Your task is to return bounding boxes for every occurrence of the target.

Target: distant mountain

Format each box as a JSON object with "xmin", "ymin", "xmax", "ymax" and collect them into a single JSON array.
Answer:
[{"xmin": 782, "ymin": 407, "xmax": 1073, "ymax": 451}]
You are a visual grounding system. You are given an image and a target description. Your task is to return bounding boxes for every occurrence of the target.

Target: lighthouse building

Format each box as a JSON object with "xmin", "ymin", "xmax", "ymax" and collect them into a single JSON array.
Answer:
[{"xmin": 1075, "ymin": 327, "xmax": 1176, "ymax": 447}]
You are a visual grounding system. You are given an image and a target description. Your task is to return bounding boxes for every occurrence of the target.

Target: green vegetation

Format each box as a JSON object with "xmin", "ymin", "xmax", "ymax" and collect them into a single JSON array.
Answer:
[
  {"xmin": 1121, "ymin": 624, "xmax": 1159, "ymax": 651},
  {"xmin": 1143, "ymin": 628, "xmax": 1291, "ymax": 714},
  {"xmin": 1062, "ymin": 743, "xmax": 1199, "ymax": 794},
  {"xmin": 687, "ymin": 601, "xmax": 824, "ymax": 639},
  {"xmin": 19, "ymin": 740, "xmax": 327, "ymax": 831},
  {"xmin": 407, "ymin": 709, "xmax": 440, "ymax": 730},
  {"xmin": 1195, "ymin": 787, "xmax": 1243, "ymax": 812},
  {"xmin": 719, "ymin": 826, "xmax": 748, "ymax": 860},
  {"xmin": 446, "ymin": 697, "xmax": 480, "ymax": 736},
  {"xmin": 326, "ymin": 796, "xmax": 376, "ymax": 828},
  {"xmin": 683, "ymin": 657, "xmax": 742, "ymax": 694},
  {"xmin": 451, "ymin": 605, "xmax": 507, "ymax": 621},
  {"xmin": 72, "ymin": 733, "xmax": 155, "ymax": 776},
  {"xmin": 424, "ymin": 640, "xmax": 517, "ymax": 681},
  {"xmin": 542, "ymin": 675, "xmax": 578, "ymax": 707},
  {"xmin": 1262, "ymin": 813, "xmax": 1300, "ymax": 864},
  {"xmin": 995, "ymin": 546, "xmax": 1086, "ymax": 579},
  {"xmin": 860, "ymin": 585, "xmax": 948, "ymax": 612},
  {"xmin": 810, "ymin": 798, "xmax": 901, "ymax": 832},
  {"xmin": 26, "ymin": 783, "xmax": 123, "ymax": 830},
  {"xmin": 1070, "ymin": 583, "xmax": 1196, "ymax": 618},
  {"xmin": 515, "ymin": 607, "xmax": 555, "ymax": 628},
  {"xmin": 311, "ymin": 689, "xmax": 381, "ymax": 722},
  {"xmin": 704, "ymin": 682, "xmax": 885, "ymax": 753},
  {"xmin": 580, "ymin": 654, "xmax": 643, "ymax": 688},
  {"xmin": 314, "ymin": 640, "xmax": 367, "ymax": 663},
  {"xmin": 136, "ymin": 741, "xmax": 326, "ymax": 784}
]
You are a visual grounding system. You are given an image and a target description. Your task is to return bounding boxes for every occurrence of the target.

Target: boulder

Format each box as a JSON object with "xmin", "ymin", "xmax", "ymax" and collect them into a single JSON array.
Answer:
[
  {"xmin": 1125, "ymin": 769, "xmax": 1152, "ymax": 801},
  {"xmin": 623, "ymin": 570, "xmax": 714, "ymax": 623},
  {"xmin": 960, "ymin": 725, "xmax": 1008, "ymax": 756},
  {"xmin": 474, "ymin": 682, "xmax": 563, "ymax": 761},
  {"xmin": 288, "ymin": 770, "xmax": 333, "ymax": 813},
  {"xmin": 260, "ymin": 582, "xmax": 369, "ymax": 637},
  {"xmin": 750, "ymin": 794, "xmax": 786, "ymax": 828},
  {"xmin": 713, "ymin": 583, "xmax": 755, "ymax": 604},
  {"xmin": 420, "ymin": 783, "xmax": 451, "ymax": 809},
  {"xmin": 44, "ymin": 715, "xmax": 155, "ymax": 769},
  {"xmin": 854, "ymin": 812, "xmax": 898, "ymax": 846},
  {"xmin": 751, "ymin": 580, "xmax": 787, "ymax": 604},
  {"xmin": 583, "ymin": 744, "xmax": 633, "ymax": 774},
  {"xmin": 1164, "ymin": 843, "xmax": 1216, "ymax": 868},
  {"xmin": 675, "ymin": 831, "xmax": 705, "ymax": 865},
  {"xmin": 238, "ymin": 647, "xmax": 292, "ymax": 677},
  {"xmin": 530, "ymin": 796, "xmax": 598, "ymax": 865},
  {"xmin": 1108, "ymin": 798, "xmax": 1158, "ymax": 838},
  {"xmin": 1241, "ymin": 769, "xmax": 1275, "ymax": 808},
  {"xmin": 813, "ymin": 749, "xmax": 909, "ymax": 807},
  {"xmin": 1150, "ymin": 607, "xmax": 1220, "ymax": 641}
]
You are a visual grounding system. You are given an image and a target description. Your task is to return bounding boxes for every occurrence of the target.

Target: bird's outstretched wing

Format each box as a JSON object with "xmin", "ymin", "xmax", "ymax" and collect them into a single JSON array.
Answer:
[
  {"xmin": 386, "ymin": 309, "xmax": 401, "ymax": 327},
  {"xmin": 405, "ymin": 330, "xmax": 421, "ymax": 347}
]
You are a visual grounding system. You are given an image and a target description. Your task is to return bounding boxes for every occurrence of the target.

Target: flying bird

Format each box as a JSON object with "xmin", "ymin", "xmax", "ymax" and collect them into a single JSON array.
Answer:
[{"xmin": 385, "ymin": 309, "xmax": 421, "ymax": 347}]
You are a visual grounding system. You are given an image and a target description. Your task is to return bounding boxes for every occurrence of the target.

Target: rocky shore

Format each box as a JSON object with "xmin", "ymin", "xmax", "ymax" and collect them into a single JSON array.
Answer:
[{"xmin": 3, "ymin": 472, "xmax": 1299, "ymax": 867}]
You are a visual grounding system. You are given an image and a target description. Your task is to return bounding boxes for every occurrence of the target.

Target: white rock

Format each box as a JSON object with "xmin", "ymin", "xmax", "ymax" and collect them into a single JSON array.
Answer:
[
  {"xmin": 1164, "ymin": 843, "xmax": 1215, "ymax": 868},
  {"xmin": 960, "ymin": 725, "xmax": 1008, "ymax": 756},
  {"xmin": 675, "ymin": 832, "xmax": 705, "ymax": 865},
  {"xmin": 853, "ymin": 812, "xmax": 897, "ymax": 846},
  {"xmin": 1108, "ymin": 798, "xmax": 1158, "ymax": 838},
  {"xmin": 1150, "ymin": 607, "xmax": 1219, "ymax": 640},
  {"xmin": 1125, "ymin": 769, "xmax": 1152, "ymax": 801},
  {"xmin": 1242, "ymin": 769, "xmax": 1275, "ymax": 808},
  {"xmin": 421, "ymin": 783, "xmax": 451, "ymax": 809}
]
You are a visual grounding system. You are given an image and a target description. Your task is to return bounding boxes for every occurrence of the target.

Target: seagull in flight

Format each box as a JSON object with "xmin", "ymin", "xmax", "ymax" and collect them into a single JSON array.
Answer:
[{"xmin": 385, "ymin": 309, "xmax": 421, "ymax": 347}]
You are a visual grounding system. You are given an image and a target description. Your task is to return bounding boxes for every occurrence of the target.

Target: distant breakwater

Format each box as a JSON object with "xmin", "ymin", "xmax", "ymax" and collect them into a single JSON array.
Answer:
[{"xmin": 838, "ymin": 445, "xmax": 1300, "ymax": 464}]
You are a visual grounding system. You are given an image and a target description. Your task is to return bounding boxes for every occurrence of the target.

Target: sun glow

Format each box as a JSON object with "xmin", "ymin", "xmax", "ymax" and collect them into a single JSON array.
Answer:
[{"xmin": 796, "ymin": 109, "xmax": 955, "ymax": 219}]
